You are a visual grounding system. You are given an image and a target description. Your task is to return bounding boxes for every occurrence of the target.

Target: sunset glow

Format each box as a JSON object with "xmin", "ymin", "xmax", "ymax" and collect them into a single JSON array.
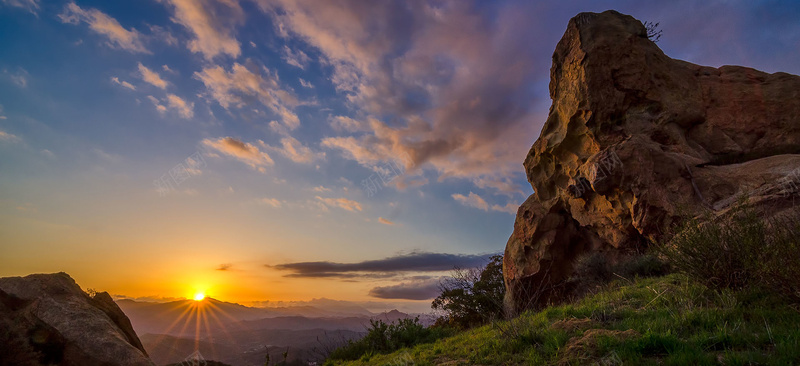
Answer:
[{"xmin": 1, "ymin": 0, "xmax": 799, "ymax": 315}]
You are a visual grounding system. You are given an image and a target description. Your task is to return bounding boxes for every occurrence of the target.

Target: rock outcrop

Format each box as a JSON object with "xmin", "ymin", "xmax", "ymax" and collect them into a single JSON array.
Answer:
[
  {"xmin": 0, "ymin": 272, "xmax": 154, "ymax": 366},
  {"xmin": 504, "ymin": 10, "xmax": 800, "ymax": 311}
]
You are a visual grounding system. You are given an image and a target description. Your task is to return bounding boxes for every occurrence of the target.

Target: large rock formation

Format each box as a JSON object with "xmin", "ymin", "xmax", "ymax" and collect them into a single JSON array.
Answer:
[
  {"xmin": 0, "ymin": 272, "xmax": 154, "ymax": 366},
  {"xmin": 504, "ymin": 10, "xmax": 800, "ymax": 311}
]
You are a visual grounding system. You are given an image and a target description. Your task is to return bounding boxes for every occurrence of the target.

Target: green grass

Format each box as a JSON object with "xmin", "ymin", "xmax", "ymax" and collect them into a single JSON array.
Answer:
[{"xmin": 328, "ymin": 274, "xmax": 800, "ymax": 365}]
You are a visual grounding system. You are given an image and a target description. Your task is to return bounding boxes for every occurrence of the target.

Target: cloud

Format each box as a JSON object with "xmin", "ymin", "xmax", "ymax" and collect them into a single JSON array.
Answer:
[
  {"xmin": 298, "ymin": 78, "xmax": 314, "ymax": 88},
  {"xmin": 258, "ymin": 197, "xmax": 283, "ymax": 208},
  {"xmin": 368, "ymin": 279, "xmax": 441, "ymax": 300},
  {"xmin": 40, "ymin": 149, "xmax": 55, "ymax": 159},
  {"xmin": 260, "ymin": 0, "xmax": 544, "ymax": 195},
  {"xmin": 4, "ymin": 68, "xmax": 28, "ymax": 88},
  {"xmin": 92, "ymin": 148, "xmax": 122, "ymax": 163},
  {"xmin": 2, "ymin": 0, "xmax": 39, "ymax": 15},
  {"xmin": 148, "ymin": 25, "xmax": 179, "ymax": 46},
  {"xmin": 138, "ymin": 63, "xmax": 168, "ymax": 89},
  {"xmin": 490, "ymin": 202, "xmax": 519, "ymax": 214},
  {"xmin": 378, "ymin": 217, "xmax": 394, "ymax": 225},
  {"xmin": 328, "ymin": 115, "xmax": 363, "ymax": 132},
  {"xmin": 282, "ymin": 45, "xmax": 311, "ymax": 69},
  {"xmin": 195, "ymin": 62, "xmax": 301, "ymax": 130},
  {"xmin": 315, "ymin": 196, "xmax": 362, "ymax": 212},
  {"xmin": 0, "ymin": 105, "xmax": 6, "ymax": 119},
  {"xmin": 312, "ymin": 186, "xmax": 331, "ymax": 193},
  {"xmin": 452, "ymin": 192, "xmax": 488, "ymax": 211},
  {"xmin": 261, "ymin": 136, "xmax": 324, "ymax": 164},
  {"xmin": 166, "ymin": 94, "xmax": 194, "ymax": 118},
  {"xmin": 271, "ymin": 251, "xmax": 494, "ymax": 278},
  {"xmin": 147, "ymin": 95, "xmax": 168, "ymax": 113},
  {"xmin": 0, "ymin": 130, "xmax": 21, "ymax": 143},
  {"xmin": 110, "ymin": 76, "xmax": 136, "ymax": 90},
  {"xmin": 452, "ymin": 191, "xmax": 518, "ymax": 214},
  {"xmin": 59, "ymin": 2, "xmax": 149, "ymax": 53},
  {"xmin": 202, "ymin": 137, "xmax": 274, "ymax": 172},
  {"xmin": 161, "ymin": 0, "xmax": 243, "ymax": 60},
  {"xmin": 145, "ymin": 94, "xmax": 193, "ymax": 118},
  {"xmin": 216, "ymin": 263, "xmax": 232, "ymax": 271}
]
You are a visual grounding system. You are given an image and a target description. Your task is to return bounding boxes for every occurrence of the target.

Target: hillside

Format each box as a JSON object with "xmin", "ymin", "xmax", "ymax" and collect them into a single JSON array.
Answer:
[{"xmin": 330, "ymin": 274, "xmax": 800, "ymax": 365}]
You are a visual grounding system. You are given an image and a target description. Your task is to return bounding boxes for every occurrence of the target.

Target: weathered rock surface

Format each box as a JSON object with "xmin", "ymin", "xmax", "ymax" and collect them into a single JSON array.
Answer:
[
  {"xmin": 504, "ymin": 10, "xmax": 800, "ymax": 311},
  {"xmin": 0, "ymin": 272, "xmax": 154, "ymax": 366}
]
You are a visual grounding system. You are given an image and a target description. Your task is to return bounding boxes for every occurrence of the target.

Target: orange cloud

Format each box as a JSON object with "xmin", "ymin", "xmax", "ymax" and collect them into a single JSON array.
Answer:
[
  {"xmin": 161, "ymin": 0, "xmax": 242, "ymax": 59},
  {"xmin": 194, "ymin": 63, "xmax": 300, "ymax": 130},
  {"xmin": 138, "ymin": 63, "xmax": 168, "ymax": 89},
  {"xmin": 315, "ymin": 196, "xmax": 362, "ymax": 212},
  {"xmin": 202, "ymin": 137, "xmax": 274, "ymax": 172},
  {"xmin": 59, "ymin": 2, "xmax": 149, "ymax": 53}
]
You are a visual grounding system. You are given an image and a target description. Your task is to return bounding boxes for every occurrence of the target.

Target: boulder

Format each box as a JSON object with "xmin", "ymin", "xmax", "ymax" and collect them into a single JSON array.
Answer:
[
  {"xmin": 504, "ymin": 10, "xmax": 800, "ymax": 312},
  {"xmin": 0, "ymin": 272, "xmax": 154, "ymax": 366}
]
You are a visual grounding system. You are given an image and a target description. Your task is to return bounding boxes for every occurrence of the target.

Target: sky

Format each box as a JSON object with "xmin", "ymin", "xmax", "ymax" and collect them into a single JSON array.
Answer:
[{"xmin": 1, "ymin": 0, "xmax": 799, "ymax": 313}]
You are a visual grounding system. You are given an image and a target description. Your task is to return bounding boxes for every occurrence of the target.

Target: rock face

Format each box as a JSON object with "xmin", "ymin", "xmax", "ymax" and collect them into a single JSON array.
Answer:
[
  {"xmin": 0, "ymin": 272, "xmax": 154, "ymax": 366},
  {"xmin": 504, "ymin": 10, "xmax": 800, "ymax": 312}
]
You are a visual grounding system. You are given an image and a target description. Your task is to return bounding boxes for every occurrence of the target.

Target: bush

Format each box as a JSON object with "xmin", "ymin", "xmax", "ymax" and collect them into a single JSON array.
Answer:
[
  {"xmin": 657, "ymin": 204, "xmax": 800, "ymax": 301},
  {"xmin": 431, "ymin": 255, "xmax": 505, "ymax": 328},
  {"xmin": 614, "ymin": 254, "xmax": 670, "ymax": 279},
  {"xmin": 325, "ymin": 317, "xmax": 451, "ymax": 362},
  {"xmin": 571, "ymin": 252, "xmax": 669, "ymax": 285}
]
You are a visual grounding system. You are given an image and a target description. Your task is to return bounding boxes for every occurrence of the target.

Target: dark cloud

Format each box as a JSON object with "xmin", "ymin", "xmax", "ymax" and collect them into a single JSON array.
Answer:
[
  {"xmin": 270, "ymin": 252, "xmax": 495, "ymax": 278},
  {"xmin": 217, "ymin": 263, "xmax": 233, "ymax": 271},
  {"xmin": 369, "ymin": 279, "xmax": 442, "ymax": 300}
]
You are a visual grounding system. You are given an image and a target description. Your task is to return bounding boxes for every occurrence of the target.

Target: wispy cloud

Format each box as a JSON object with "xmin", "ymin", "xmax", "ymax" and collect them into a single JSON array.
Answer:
[
  {"xmin": 166, "ymin": 94, "xmax": 194, "ymax": 119},
  {"xmin": 59, "ymin": 2, "xmax": 149, "ymax": 53},
  {"xmin": 261, "ymin": 136, "xmax": 324, "ymax": 164},
  {"xmin": 0, "ymin": 130, "xmax": 21, "ymax": 143},
  {"xmin": 4, "ymin": 68, "xmax": 29, "ymax": 88},
  {"xmin": 161, "ymin": 0, "xmax": 243, "ymax": 60},
  {"xmin": 270, "ymin": 251, "xmax": 494, "ymax": 278},
  {"xmin": 315, "ymin": 196, "xmax": 362, "ymax": 212},
  {"xmin": 110, "ymin": 76, "xmax": 136, "ymax": 90},
  {"xmin": 202, "ymin": 137, "xmax": 274, "ymax": 172},
  {"xmin": 147, "ymin": 95, "xmax": 168, "ymax": 113},
  {"xmin": 2, "ymin": 0, "xmax": 40, "ymax": 15},
  {"xmin": 452, "ymin": 192, "xmax": 488, "ymax": 211},
  {"xmin": 195, "ymin": 63, "xmax": 300, "ymax": 130},
  {"xmin": 452, "ymin": 191, "xmax": 518, "ymax": 214},
  {"xmin": 328, "ymin": 115, "xmax": 363, "ymax": 132},
  {"xmin": 378, "ymin": 217, "xmax": 394, "ymax": 225},
  {"xmin": 216, "ymin": 263, "xmax": 232, "ymax": 271},
  {"xmin": 257, "ymin": 197, "xmax": 283, "ymax": 208},
  {"xmin": 298, "ymin": 78, "xmax": 314, "ymax": 88},
  {"xmin": 138, "ymin": 63, "xmax": 168, "ymax": 89},
  {"xmin": 282, "ymin": 45, "xmax": 311, "ymax": 69}
]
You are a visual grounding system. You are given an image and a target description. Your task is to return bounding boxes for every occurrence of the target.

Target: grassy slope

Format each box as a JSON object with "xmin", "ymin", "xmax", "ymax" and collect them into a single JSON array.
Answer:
[{"xmin": 332, "ymin": 274, "xmax": 800, "ymax": 365}]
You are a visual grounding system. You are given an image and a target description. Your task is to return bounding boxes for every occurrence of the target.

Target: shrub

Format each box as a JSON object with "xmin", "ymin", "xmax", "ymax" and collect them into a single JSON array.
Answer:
[
  {"xmin": 614, "ymin": 254, "xmax": 670, "ymax": 279},
  {"xmin": 572, "ymin": 252, "xmax": 612, "ymax": 284},
  {"xmin": 431, "ymin": 255, "xmax": 505, "ymax": 328},
  {"xmin": 657, "ymin": 204, "xmax": 800, "ymax": 300},
  {"xmin": 325, "ymin": 317, "xmax": 451, "ymax": 362},
  {"xmin": 571, "ymin": 252, "xmax": 669, "ymax": 285}
]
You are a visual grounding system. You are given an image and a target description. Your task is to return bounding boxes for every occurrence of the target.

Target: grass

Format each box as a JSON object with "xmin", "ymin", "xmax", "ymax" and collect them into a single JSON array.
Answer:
[{"xmin": 327, "ymin": 274, "xmax": 800, "ymax": 365}]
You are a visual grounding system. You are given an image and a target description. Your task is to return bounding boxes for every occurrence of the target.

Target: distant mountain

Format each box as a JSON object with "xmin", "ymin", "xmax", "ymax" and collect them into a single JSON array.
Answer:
[{"xmin": 117, "ymin": 297, "xmax": 422, "ymax": 365}]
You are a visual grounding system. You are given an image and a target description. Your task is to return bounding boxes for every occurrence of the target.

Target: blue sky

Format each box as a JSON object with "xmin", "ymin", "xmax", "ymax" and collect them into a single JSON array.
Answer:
[{"xmin": 1, "ymin": 0, "xmax": 798, "ymax": 311}]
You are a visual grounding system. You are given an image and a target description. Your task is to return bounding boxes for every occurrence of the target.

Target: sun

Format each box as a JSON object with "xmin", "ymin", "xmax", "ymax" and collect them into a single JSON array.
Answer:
[{"xmin": 193, "ymin": 292, "xmax": 206, "ymax": 301}]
